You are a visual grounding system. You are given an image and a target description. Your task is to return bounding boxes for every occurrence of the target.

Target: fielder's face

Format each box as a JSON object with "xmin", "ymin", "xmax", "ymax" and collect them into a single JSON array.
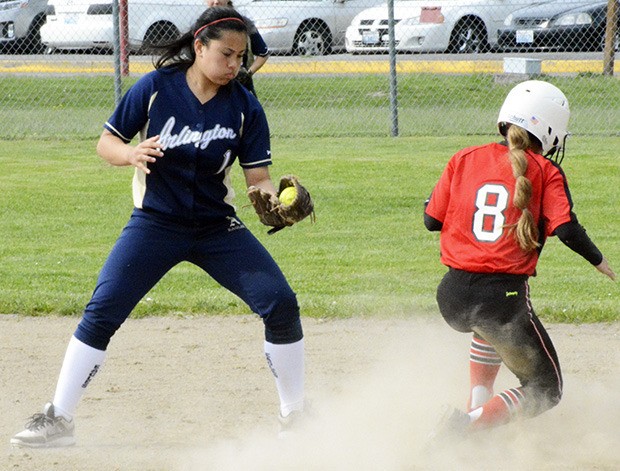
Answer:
[
  {"xmin": 206, "ymin": 0, "xmax": 232, "ymax": 6},
  {"xmin": 194, "ymin": 31, "xmax": 246, "ymax": 86}
]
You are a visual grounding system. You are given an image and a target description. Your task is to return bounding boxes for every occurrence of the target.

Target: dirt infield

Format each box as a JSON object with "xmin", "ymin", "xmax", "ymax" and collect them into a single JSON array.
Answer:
[{"xmin": 2, "ymin": 314, "xmax": 619, "ymax": 470}]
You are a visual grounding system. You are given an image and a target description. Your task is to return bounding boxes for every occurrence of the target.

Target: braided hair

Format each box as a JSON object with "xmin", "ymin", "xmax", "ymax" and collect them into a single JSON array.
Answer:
[{"xmin": 505, "ymin": 124, "xmax": 540, "ymax": 252}]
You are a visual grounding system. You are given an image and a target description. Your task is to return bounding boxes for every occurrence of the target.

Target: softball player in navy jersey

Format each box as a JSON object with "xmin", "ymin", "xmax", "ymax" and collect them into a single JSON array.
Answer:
[
  {"xmin": 424, "ymin": 81, "xmax": 615, "ymax": 437},
  {"xmin": 12, "ymin": 7, "xmax": 305, "ymax": 448}
]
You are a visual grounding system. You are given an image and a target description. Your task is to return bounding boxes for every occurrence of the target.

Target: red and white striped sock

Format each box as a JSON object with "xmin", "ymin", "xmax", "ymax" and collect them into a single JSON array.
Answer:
[
  {"xmin": 468, "ymin": 335, "xmax": 502, "ymax": 411},
  {"xmin": 469, "ymin": 387, "xmax": 525, "ymax": 430}
]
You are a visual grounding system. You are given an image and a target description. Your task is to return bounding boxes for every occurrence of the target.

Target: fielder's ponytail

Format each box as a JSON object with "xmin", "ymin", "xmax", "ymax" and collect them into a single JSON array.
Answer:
[{"xmin": 506, "ymin": 125, "xmax": 539, "ymax": 252}]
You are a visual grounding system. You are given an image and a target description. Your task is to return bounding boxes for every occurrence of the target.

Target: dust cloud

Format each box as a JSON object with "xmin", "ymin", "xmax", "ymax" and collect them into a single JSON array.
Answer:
[
  {"xmin": 179, "ymin": 320, "xmax": 620, "ymax": 471},
  {"xmin": 2, "ymin": 316, "xmax": 617, "ymax": 470}
]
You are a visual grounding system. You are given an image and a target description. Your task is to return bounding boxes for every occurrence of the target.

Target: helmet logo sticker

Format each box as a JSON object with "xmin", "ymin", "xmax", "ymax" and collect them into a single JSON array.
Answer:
[{"xmin": 507, "ymin": 114, "xmax": 526, "ymax": 126}]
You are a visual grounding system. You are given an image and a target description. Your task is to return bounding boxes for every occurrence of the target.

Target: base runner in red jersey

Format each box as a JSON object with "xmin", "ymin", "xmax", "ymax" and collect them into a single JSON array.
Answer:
[{"xmin": 424, "ymin": 80, "xmax": 616, "ymax": 439}]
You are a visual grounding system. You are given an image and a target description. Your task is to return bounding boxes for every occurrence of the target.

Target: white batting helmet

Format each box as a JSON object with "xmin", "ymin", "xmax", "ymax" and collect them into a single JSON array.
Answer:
[{"xmin": 498, "ymin": 80, "xmax": 570, "ymax": 156}]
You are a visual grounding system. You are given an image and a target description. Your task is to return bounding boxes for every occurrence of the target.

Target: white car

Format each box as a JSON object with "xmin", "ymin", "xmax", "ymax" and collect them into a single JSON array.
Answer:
[
  {"xmin": 41, "ymin": 0, "xmax": 206, "ymax": 53},
  {"xmin": 345, "ymin": 0, "xmax": 548, "ymax": 53},
  {"xmin": 239, "ymin": 0, "xmax": 383, "ymax": 55}
]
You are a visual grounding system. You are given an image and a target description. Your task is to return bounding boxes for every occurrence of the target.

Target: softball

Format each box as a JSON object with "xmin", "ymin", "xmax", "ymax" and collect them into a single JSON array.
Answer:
[{"xmin": 279, "ymin": 186, "xmax": 297, "ymax": 206}]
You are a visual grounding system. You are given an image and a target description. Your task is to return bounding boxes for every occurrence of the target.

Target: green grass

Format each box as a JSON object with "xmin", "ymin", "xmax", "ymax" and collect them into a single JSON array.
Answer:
[
  {"xmin": 1, "ymin": 74, "xmax": 618, "ymax": 138},
  {"xmin": 0, "ymin": 136, "xmax": 618, "ymax": 323}
]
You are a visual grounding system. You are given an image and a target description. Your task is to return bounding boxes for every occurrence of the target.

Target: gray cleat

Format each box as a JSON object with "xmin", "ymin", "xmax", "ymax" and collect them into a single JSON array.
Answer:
[{"xmin": 11, "ymin": 402, "xmax": 75, "ymax": 448}]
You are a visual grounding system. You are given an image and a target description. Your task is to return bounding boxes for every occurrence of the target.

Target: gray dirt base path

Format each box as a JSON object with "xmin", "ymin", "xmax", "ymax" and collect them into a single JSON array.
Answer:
[{"xmin": 1, "ymin": 315, "xmax": 618, "ymax": 470}]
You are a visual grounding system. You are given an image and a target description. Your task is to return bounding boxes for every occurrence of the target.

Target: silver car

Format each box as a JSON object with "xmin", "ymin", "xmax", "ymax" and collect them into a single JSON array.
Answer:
[
  {"xmin": 0, "ymin": 0, "xmax": 48, "ymax": 52},
  {"xmin": 239, "ymin": 0, "xmax": 382, "ymax": 55},
  {"xmin": 345, "ymin": 0, "xmax": 550, "ymax": 54}
]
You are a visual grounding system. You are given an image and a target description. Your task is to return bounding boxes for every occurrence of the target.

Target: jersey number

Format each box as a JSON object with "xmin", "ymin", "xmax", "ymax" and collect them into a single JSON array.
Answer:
[{"xmin": 472, "ymin": 184, "xmax": 509, "ymax": 242}]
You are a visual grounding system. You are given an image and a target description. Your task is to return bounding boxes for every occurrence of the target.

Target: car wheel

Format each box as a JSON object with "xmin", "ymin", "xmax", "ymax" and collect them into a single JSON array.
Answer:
[
  {"xmin": 448, "ymin": 17, "xmax": 488, "ymax": 53},
  {"xmin": 141, "ymin": 22, "xmax": 180, "ymax": 53},
  {"xmin": 22, "ymin": 15, "xmax": 46, "ymax": 54},
  {"xmin": 294, "ymin": 21, "xmax": 331, "ymax": 56}
]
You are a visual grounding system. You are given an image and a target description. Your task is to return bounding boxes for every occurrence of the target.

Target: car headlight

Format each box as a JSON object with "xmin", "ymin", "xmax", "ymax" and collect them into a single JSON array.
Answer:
[
  {"xmin": 504, "ymin": 14, "xmax": 513, "ymax": 26},
  {"xmin": 0, "ymin": 1, "xmax": 24, "ymax": 12},
  {"xmin": 554, "ymin": 12, "xmax": 592, "ymax": 26},
  {"xmin": 254, "ymin": 18, "xmax": 288, "ymax": 29}
]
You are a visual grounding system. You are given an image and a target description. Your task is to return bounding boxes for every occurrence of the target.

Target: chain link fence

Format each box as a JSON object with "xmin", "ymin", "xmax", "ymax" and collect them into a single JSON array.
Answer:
[{"xmin": 1, "ymin": 0, "xmax": 618, "ymax": 140}]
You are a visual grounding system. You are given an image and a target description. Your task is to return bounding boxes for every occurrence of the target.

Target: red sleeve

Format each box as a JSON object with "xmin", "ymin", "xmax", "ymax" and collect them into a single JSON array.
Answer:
[
  {"xmin": 425, "ymin": 155, "xmax": 456, "ymax": 222},
  {"xmin": 540, "ymin": 164, "xmax": 573, "ymax": 236}
]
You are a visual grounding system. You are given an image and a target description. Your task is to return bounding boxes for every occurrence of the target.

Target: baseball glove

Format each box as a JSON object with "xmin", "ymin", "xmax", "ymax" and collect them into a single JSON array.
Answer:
[{"xmin": 247, "ymin": 175, "xmax": 315, "ymax": 235}]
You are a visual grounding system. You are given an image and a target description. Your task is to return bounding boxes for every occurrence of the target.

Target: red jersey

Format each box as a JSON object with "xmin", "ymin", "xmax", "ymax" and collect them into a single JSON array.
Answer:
[{"xmin": 425, "ymin": 142, "xmax": 573, "ymax": 275}]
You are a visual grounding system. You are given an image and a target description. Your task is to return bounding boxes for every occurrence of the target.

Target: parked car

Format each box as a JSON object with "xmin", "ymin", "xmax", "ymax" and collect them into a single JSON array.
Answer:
[
  {"xmin": 498, "ymin": 0, "xmax": 619, "ymax": 52},
  {"xmin": 238, "ymin": 0, "xmax": 383, "ymax": 55},
  {"xmin": 40, "ymin": 0, "xmax": 207, "ymax": 53},
  {"xmin": 345, "ymin": 0, "xmax": 548, "ymax": 53},
  {"xmin": 0, "ymin": 0, "xmax": 48, "ymax": 53}
]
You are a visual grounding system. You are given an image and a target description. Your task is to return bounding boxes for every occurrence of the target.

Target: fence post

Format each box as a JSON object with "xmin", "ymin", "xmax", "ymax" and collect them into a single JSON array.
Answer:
[
  {"xmin": 602, "ymin": 0, "xmax": 617, "ymax": 76},
  {"xmin": 112, "ymin": 0, "xmax": 122, "ymax": 105},
  {"xmin": 387, "ymin": 0, "xmax": 399, "ymax": 137},
  {"xmin": 119, "ymin": 0, "xmax": 129, "ymax": 76}
]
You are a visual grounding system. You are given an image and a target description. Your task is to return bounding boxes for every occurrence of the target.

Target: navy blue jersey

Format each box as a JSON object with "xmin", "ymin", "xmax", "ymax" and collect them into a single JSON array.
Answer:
[{"xmin": 104, "ymin": 66, "xmax": 271, "ymax": 225}]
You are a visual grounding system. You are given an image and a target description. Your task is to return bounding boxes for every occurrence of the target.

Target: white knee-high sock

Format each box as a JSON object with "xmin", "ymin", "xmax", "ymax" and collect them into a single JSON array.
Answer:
[
  {"xmin": 264, "ymin": 339, "xmax": 304, "ymax": 417},
  {"xmin": 52, "ymin": 335, "xmax": 106, "ymax": 420}
]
